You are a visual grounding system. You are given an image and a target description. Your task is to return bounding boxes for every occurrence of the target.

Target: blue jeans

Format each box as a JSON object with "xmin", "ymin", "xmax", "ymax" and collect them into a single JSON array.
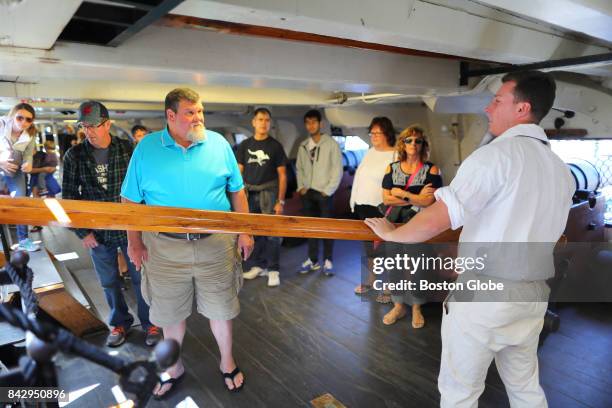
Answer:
[
  {"xmin": 2, "ymin": 172, "xmax": 28, "ymax": 241},
  {"xmin": 89, "ymin": 243, "xmax": 151, "ymax": 329}
]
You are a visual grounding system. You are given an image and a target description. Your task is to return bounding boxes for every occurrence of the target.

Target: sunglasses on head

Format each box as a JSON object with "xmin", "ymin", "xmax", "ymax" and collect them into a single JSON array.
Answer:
[
  {"xmin": 16, "ymin": 115, "xmax": 33, "ymax": 123},
  {"xmin": 404, "ymin": 137, "xmax": 424, "ymax": 145}
]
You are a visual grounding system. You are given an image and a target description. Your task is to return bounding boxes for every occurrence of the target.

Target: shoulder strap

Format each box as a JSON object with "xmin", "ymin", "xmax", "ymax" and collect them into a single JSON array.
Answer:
[{"xmin": 404, "ymin": 162, "xmax": 424, "ymax": 189}]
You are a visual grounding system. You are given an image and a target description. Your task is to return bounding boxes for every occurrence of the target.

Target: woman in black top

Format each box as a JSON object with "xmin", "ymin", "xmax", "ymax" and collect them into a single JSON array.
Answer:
[{"xmin": 380, "ymin": 125, "xmax": 442, "ymax": 329}]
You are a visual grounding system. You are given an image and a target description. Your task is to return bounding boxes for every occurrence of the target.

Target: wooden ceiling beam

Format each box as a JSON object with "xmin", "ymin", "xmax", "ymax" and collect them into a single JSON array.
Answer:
[{"xmin": 160, "ymin": 15, "xmax": 495, "ymax": 64}]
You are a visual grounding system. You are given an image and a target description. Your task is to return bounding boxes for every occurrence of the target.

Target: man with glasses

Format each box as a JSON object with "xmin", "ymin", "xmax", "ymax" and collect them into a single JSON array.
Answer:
[{"xmin": 62, "ymin": 101, "xmax": 161, "ymax": 348}]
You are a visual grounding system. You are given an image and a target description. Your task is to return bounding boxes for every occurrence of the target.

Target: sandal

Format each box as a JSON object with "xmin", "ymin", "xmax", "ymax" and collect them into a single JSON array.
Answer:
[
  {"xmin": 375, "ymin": 293, "xmax": 392, "ymax": 304},
  {"xmin": 412, "ymin": 312, "xmax": 425, "ymax": 329},
  {"xmin": 383, "ymin": 306, "xmax": 407, "ymax": 325},
  {"xmin": 222, "ymin": 366, "xmax": 244, "ymax": 392},
  {"xmin": 354, "ymin": 284, "xmax": 372, "ymax": 295},
  {"xmin": 153, "ymin": 372, "xmax": 185, "ymax": 400}
]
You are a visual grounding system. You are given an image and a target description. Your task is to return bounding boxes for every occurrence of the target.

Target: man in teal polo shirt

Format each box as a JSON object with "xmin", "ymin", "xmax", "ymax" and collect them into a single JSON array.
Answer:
[{"xmin": 121, "ymin": 88, "xmax": 253, "ymax": 398}]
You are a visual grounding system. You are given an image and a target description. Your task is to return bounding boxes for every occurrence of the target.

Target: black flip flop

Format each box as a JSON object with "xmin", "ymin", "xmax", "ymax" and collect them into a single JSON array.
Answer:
[
  {"xmin": 222, "ymin": 367, "xmax": 244, "ymax": 392},
  {"xmin": 153, "ymin": 372, "xmax": 185, "ymax": 401}
]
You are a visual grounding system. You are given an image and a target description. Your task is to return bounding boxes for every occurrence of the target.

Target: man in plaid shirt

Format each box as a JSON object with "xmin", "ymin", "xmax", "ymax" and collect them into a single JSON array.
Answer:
[{"xmin": 62, "ymin": 100, "xmax": 161, "ymax": 347}]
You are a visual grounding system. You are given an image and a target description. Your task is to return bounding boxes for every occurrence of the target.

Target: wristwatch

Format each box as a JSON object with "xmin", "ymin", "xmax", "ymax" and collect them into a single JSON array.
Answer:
[{"xmin": 277, "ymin": 200, "xmax": 285, "ymax": 206}]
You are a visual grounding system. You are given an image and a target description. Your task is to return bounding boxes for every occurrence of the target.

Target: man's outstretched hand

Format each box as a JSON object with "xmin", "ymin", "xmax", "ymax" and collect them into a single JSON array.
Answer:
[{"xmin": 364, "ymin": 217, "xmax": 396, "ymax": 241}]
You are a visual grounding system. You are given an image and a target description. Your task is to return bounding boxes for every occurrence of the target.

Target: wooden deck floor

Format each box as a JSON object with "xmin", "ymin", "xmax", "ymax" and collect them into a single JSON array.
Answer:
[{"xmin": 32, "ymin": 227, "xmax": 612, "ymax": 407}]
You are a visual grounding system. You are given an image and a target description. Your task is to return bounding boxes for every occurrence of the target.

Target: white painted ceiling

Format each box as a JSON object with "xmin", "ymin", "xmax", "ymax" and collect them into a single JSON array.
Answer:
[
  {"xmin": 1, "ymin": 0, "xmax": 612, "ymax": 112},
  {"xmin": 0, "ymin": 0, "xmax": 81, "ymax": 49}
]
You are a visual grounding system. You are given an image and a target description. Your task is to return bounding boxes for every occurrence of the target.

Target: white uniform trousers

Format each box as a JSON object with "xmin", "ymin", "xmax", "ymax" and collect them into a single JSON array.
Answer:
[{"xmin": 438, "ymin": 299, "xmax": 548, "ymax": 408}]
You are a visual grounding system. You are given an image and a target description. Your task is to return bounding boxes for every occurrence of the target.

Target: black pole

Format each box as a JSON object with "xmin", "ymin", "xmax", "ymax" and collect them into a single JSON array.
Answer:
[{"xmin": 463, "ymin": 51, "xmax": 612, "ymax": 79}]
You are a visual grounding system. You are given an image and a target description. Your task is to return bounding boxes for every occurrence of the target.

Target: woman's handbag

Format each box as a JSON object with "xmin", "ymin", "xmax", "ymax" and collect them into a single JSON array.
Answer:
[
  {"xmin": 378, "ymin": 161, "xmax": 424, "ymax": 223},
  {"xmin": 377, "ymin": 203, "xmax": 417, "ymax": 223}
]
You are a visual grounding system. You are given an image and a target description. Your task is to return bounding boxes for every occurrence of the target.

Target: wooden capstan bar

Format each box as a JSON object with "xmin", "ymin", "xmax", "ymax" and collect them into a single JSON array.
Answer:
[{"xmin": 0, "ymin": 197, "xmax": 460, "ymax": 243}]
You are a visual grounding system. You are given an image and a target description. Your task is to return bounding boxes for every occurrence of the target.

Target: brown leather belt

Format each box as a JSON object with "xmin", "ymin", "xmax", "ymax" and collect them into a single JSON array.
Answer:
[{"xmin": 159, "ymin": 232, "xmax": 211, "ymax": 241}]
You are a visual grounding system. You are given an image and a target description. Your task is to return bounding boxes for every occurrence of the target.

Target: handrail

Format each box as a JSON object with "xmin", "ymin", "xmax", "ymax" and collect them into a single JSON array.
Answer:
[{"xmin": 0, "ymin": 197, "xmax": 461, "ymax": 243}]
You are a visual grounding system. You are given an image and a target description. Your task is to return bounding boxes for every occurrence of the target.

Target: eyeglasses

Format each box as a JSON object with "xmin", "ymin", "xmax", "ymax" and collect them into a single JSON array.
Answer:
[
  {"xmin": 79, "ymin": 120, "xmax": 107, "ymax": 132},
  {"xmin": 16, "ymin": 115, "xmax": 34, "ymax": 123},
  {"xmin": 369, "ymin": 132, "xmax": 385, "ymax": 137},
  {"xmin": 403, "ymin": 137, "xmax": 424, "ymax": 145}
]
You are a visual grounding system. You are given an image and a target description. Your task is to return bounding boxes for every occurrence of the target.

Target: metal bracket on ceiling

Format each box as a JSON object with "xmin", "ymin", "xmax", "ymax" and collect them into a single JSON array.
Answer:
[
  {"xmin": 459, "ymin": 52, "xmax": 612, "ymax": 85},
  {"xmin": 107, "ymin": 0, "xmax": 185, "ymax": 47}
]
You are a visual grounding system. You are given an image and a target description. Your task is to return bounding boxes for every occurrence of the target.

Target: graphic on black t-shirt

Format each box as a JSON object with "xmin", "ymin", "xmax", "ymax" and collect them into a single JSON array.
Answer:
[
  {"xmin": 91, "ymin": 147, "xmax": 109, "ymax": 190},
  {"xmin": 247, "ymin": 149, "xmax": 270, "ymax": 166},
  {"xmin": 236, "ymin": 136, "xmax": 287, "ymax": 185},
  {"xmin": 94, "ymin": 164, "xmax": 108, "ymax": 190}
]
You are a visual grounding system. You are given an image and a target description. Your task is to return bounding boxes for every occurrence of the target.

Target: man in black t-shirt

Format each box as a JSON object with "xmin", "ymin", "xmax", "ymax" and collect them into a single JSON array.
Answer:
[{"xmin": 236, "ymin": 108, "xmax": 287, "ymax": 287}]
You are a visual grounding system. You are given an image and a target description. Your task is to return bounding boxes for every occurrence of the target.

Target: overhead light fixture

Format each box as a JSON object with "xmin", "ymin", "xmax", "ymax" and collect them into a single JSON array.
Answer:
[{"xmin": 325, "ymin": 92, "xmax": 407, "ymax": 105}]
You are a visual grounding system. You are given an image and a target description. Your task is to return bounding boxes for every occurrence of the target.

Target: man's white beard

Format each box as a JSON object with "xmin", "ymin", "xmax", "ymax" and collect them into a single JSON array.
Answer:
[{"xmin": 187, "ymin": 125, "xmax": 206, "ymax": 142}]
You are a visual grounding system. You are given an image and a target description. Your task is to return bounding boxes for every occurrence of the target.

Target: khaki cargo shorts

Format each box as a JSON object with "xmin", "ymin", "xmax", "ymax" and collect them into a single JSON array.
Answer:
[{"xmin": 141, "ymin": 232, "xmax": 243, "ymax": 326}]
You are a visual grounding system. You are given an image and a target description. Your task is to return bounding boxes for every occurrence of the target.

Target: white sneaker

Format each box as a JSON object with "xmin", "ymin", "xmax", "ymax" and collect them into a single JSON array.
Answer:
[
  {"xmin": 299, "ymin": 258, "xmax": 321, "ymax": 274},
  {"xmin": 243, "ymin": 266, "xmax": 265, "ymax": 280},
  {"xmin": 323, "ymin": 259, "xmax": 334, "ymax": 276},
  {"xmin": 267, "ymin": 271, "xmax": 280, "ymax": 287}
]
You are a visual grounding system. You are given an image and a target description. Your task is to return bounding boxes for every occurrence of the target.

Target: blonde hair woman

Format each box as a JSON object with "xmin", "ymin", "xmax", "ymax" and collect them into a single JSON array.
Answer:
[
  {"xmin": 380, "ymin": 125, "xmax": 441, "ymax": 328},
  {"xmin": 0, "ymin": 103, "xmax": 40, "ymax": 251}
]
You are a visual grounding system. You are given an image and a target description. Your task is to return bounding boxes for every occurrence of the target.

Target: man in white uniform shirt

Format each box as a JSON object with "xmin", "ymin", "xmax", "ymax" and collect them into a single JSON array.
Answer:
[{"xmin": 366, "ymin": 71, "xmax": 574, "ymax": 407}]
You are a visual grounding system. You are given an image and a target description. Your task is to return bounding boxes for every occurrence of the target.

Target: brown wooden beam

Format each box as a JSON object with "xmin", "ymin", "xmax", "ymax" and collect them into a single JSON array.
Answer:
[
  {"xmin": 160, "ymin": 15, "xmax": 496, "ymax": 64},
  {"xmin": 0, "ymin": 197, "xmax": 460, "ymax": 243},
  {"xmin": 545, "ymin": 128, "xmax": 588, "ymax": 138}
]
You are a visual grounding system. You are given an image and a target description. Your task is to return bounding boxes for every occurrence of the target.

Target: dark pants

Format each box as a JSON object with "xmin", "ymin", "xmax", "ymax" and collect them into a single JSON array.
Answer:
[
  {"xmin": 246, "ymin": 191, "xmax": 281, "ymax": 271},
  {"xmin": 301, "ymin": 189, "xmax": 334, "ymax": 262},
  {"xmin": 89, "ymin": 243, "xmax": 151, "ymax": 329},
  {"xmin": 354, "ymin": 204, "xmax": 381, "ymax": 258},
  {"xmin": 355, "ymin": 204, "xmax": 382, "ymax": 285}
]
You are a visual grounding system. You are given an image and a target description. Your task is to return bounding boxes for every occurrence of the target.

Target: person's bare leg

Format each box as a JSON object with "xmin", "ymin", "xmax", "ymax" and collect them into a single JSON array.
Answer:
[
  {"xmin": 210, "ymin": 319, "xmax": 243, "ymax": 390},
  {"xmin": 412, "ymin": 304, "xmax": 425, "ymax": 328},
  {"xmin": 153, "ymin": 320, "xmax": 186, "ymax": 396},
  {"xmin": 355, "ymin": 258, "xmax": 377, "ymax": 293},
  {"xmin": 383, "ymin": 302, "xmax": 407, "ymax": 325}
]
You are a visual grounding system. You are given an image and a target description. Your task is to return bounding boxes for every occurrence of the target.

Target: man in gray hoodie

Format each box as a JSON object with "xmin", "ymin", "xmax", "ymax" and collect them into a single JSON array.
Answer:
[{"xmin": 296, "ymin": 110, "xmax": 343, "ymax": 276}]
